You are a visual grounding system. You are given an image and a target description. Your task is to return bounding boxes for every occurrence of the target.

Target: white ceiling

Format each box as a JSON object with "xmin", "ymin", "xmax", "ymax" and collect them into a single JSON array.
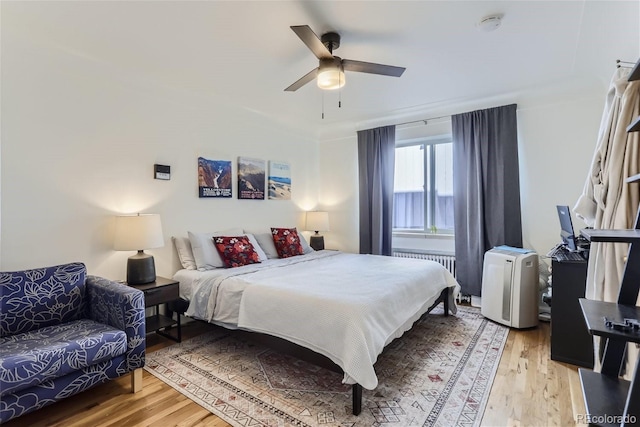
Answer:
[{"xmin": 4, "ymin": 1, "xmax": 640, "ymax": 140}]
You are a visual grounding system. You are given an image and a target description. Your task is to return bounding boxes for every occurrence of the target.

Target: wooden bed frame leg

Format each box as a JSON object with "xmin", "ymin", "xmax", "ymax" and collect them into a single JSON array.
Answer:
[{"xmin": 352, "ymin": 383, "xmax": 362, "ymax": 415}]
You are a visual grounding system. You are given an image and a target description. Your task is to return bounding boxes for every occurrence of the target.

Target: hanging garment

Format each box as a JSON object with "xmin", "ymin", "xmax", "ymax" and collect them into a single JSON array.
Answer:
[
  {"xmin": 574, "ymin": 67, "xmax": 640, "ymax": 377},
  {"xmin": 575, "ymin": 68, "xmax": 630, "ymax": 228}
]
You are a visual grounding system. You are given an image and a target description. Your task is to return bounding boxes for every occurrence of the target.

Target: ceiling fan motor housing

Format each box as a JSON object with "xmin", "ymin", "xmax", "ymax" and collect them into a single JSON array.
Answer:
[{"xmin": 321, "ymin": 32, "xmax": 341, "ymax": 53}]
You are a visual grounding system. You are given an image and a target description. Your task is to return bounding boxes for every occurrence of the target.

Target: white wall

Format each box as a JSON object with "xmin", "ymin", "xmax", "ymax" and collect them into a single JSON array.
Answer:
[
  {"xmin": 318, "ymin": 85, "xmax": 605, "ymax": 259},
  {"xmin": 517, "ymin": 94, "xmax": 603, "ymax": 255},
  {"xmin": 317, "ymin": 136, "xmax": 360, "ymax": 253},
  {"xmin": 1, "ymin": 31, "xmax": 320, "ymax": 279}
]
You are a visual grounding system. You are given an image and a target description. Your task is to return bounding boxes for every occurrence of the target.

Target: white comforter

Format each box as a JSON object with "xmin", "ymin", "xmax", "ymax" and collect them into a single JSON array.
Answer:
[{"xmin": 184, "ymin": 251, "xmax": 459, "ymax": 389}]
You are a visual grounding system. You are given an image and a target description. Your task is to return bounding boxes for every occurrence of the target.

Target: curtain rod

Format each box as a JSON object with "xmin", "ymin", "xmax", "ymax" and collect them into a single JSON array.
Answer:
[{"xmin": 396, "ymin": 114, "xmax": 451, "ymax": 127}]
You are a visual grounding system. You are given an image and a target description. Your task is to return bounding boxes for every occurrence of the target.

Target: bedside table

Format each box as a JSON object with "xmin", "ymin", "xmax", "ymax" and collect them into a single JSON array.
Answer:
[{"xmin": 128, "ymin": 277, "xmax": 181, "ymax": 343}]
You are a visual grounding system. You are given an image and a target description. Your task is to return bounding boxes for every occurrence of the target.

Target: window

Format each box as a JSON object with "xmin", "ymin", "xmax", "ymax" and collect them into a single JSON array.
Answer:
[{"xmin": 393, "ymin": 138, "xmax": 454, "ymax": 234}]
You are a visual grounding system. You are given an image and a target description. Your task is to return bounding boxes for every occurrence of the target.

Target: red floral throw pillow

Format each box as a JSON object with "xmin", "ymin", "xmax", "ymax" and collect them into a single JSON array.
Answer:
[
  {"xmin": 271, "ymin": 227, "xmax": 304, "ymax": 258},
  {"xmin": 213, "ymin": 236, "xmax": 261, "ymax": 268}
]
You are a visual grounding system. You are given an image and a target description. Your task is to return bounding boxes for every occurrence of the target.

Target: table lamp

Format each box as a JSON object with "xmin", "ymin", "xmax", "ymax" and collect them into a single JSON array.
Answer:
[
  {"xmin": 306, "ymin": 211, "xmax": 329, "ymax": 251},
  {"xmin": 114, "ymin": 213, "xmax": 164, "ymax": 284}
]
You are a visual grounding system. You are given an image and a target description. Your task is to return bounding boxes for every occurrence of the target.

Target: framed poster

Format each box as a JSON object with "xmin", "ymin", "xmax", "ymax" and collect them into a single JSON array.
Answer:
[
  {"xmin": 268, "ymin": 161, "xmax": 291, "ymax": 200},
  {"xmin": 237, "ymin": 157, "xmax": 265, "ymax": 200},
  {"xmin": 198, "ymin": 157, "xmax": 232, "ymax": 198}
]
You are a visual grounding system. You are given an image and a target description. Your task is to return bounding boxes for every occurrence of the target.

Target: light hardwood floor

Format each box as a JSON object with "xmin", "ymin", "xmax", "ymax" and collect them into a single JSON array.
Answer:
[{"xmin": 4, "ymin": 319, "xmax": 587, "ymax": 427}]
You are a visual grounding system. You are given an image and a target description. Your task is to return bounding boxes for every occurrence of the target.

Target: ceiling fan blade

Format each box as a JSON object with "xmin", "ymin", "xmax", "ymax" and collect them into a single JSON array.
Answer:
[
  {"xmin": 290, "ymin": 25, "xmax": 333, "ymax": 59},
  {"xmin": 342, "ymin": 59, "xmax": 406, "ymax": 77},
  {"xmin": 284, "ymin": 68, "xmax": 318, "ymax": 92}
]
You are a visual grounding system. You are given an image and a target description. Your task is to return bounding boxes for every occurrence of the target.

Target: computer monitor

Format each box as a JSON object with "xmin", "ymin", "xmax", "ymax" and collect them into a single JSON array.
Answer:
[{"xmin": 556, "ymin": 205, "xmax": 577, "ymax": 251}]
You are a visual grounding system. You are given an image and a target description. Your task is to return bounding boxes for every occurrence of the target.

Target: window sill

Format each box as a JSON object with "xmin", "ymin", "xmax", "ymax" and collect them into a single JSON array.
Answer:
[{"xmin": 393, "ymin": 231, "xmax": 454, "ymax": 239}]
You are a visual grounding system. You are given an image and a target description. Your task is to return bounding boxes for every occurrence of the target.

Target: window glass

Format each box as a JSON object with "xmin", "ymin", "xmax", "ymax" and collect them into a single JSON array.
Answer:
[
  {"xmin": 434, "ymin": 143, "xmax": 454, "ymax": 230},
  {"xmin": 393, "ymin": 139, "xmax": 454, "ymax": 234},
  {"xmin": 393, "ymin": 145, "xmax": 424, "ymax": 230}
]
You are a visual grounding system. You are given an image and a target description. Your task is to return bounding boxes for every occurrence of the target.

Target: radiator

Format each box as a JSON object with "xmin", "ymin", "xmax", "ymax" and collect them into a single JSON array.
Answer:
[{"xmin": 392, "ymin": 250, "xmax": 456, "ymax": 278}]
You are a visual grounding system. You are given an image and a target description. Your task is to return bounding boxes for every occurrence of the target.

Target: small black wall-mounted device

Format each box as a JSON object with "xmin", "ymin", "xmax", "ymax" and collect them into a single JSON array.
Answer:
[{"xmin": 154, "ymin": 164, "xmax": 171, "ymax": 180}]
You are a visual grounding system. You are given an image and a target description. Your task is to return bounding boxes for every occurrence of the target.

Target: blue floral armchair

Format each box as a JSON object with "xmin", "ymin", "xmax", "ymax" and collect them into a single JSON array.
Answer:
[{"xmin": 0, "ymin": 262, "xmax": 146, "ymax": 423}]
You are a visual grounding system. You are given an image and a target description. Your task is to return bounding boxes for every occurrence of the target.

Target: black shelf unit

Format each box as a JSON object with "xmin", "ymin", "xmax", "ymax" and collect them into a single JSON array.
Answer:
[
  {"xmin": 579, "ymin": 299, "xmax": 640, "ymax": 344},
  {"xmin": 576, "ymin": 59, "xmax": 640, "ymax": 427},
  {"xmin": 628, "ymin": 61, "xmax": 640, "ymax": 131},
  {"xmin": 577, "ymin": 238, "xmax": 640, "ymax": 426},
  {"xmin": 580, "ymin": 229, "xmax": 640, "ymax": 243},
  {"xmin": 579, "ymin": 370, "xmax": 632, "ymax": 427},
  {"xmin": 630, "ymin": 60, "xmax": 640, "ymax": 82}
]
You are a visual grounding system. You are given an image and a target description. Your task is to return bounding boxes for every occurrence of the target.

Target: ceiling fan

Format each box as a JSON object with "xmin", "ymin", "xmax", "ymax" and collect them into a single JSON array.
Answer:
[{"xmin": 284, "ymin": 25, "xmax": 406, "ymax": 92}]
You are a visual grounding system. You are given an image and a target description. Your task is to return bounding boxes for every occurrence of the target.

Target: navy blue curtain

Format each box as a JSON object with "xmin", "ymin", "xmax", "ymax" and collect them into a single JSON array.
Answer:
[
  {"xmin": 357, "ymin": 125, "xmax": 396, "ymax": 255},
  {"xmin": 452, "ymin": 104, "xmax": 523, "ymax": 296}
]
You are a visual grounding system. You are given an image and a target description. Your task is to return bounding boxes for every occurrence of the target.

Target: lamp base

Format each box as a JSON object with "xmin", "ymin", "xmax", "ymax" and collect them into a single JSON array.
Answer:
[
  {"xmin": 310, "ymin": 235, "xmax": 325, "ymax": 251},
  {"xmin": 127, "ymin": 250, "xmax": 156, "ymax": 285}
]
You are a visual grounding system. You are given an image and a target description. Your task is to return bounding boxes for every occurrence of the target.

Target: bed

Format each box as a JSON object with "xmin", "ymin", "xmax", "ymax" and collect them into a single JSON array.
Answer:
[{"xmin": 171, "ymin": 231, "xmax": 460, "ymax": 415}]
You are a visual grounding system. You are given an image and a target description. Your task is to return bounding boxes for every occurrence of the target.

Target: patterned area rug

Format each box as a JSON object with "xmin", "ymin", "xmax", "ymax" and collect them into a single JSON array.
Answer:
[{"xmin": 145, "ymin": 306, "xmax": 508, "ymax": 427}]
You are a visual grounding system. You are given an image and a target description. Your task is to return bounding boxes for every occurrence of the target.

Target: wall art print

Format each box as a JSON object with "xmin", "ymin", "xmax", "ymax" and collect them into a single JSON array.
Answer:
[
  {"xmin": 198, "ymin": 157, "xmax": 232, "ymax": 198},
  {"xmin": 268, "ymin": 161, "xmax": 291, "ymax": 200},
  {"xmin": 237, "ymin": 157, "xmax": 265, "ymax": 200}
]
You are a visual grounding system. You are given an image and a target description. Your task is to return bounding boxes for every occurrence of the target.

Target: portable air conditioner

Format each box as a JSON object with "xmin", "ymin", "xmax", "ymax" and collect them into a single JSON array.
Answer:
[{"xmin": 481, "ymin": 246, "xmax": 539, "ymax": 328}]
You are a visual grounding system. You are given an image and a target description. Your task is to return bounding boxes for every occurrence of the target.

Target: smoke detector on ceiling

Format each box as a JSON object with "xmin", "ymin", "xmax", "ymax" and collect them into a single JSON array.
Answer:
[{"xmin": 477, "ymin": 14, "xmax": 503, "ymax": 32}]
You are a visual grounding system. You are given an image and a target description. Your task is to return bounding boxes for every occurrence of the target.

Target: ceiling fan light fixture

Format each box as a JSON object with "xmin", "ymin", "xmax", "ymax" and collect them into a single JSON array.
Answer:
[
  {"xmin": 317, "ymin": 57, "xmax": 345, "ymax": 90},
  {"xmin": 317, "ymin": 68, "xmax": 345, "ymax": 90}
]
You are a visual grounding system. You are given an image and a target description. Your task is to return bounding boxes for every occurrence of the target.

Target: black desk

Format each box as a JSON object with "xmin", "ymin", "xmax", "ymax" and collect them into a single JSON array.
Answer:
[{"xmin": 550, "ymin": 258, "xmax": 594, "ymax": 368}]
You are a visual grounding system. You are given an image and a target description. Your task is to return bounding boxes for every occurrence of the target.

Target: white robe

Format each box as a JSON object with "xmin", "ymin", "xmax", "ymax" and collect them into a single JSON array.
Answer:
[{"xmin": 574, "ymin": 68, "xmax": 640, "ymax": 377}]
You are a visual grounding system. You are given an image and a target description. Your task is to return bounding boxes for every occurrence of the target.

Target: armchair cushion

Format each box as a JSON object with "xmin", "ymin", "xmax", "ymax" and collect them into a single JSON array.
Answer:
[{"xmin": 0, "ymin": 319, "xmax": 127, "ymax": 396}]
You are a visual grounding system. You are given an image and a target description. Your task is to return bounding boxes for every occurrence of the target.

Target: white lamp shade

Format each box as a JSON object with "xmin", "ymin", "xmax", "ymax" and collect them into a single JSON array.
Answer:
[
  {"xmin": 306, "ymin": 211, "xmax": 330, "ymax": 232},
  {"xmin": 114, "ymin": 214, "xmax": 164, "ymax": 251}
]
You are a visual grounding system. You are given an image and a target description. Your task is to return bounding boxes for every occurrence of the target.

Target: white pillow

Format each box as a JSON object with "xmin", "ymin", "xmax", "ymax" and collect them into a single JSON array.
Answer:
[
  {"xmin": 299, "ymin": 232, "xmax": 315, "ymax": 254},
  {"xmin": 252, "ymin": 231, "xmax": 279, "ymax": 259},
  {"xmin": 188, "ymin": 228, "xmax": 244, "ymax": 270},
  {"xmin": 243, "ymin": 233, "xmax": 268, "ymax": 262},
  {"xmin": 172, "ymin": 236, "xmax": 197, "ymax": 270}
]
